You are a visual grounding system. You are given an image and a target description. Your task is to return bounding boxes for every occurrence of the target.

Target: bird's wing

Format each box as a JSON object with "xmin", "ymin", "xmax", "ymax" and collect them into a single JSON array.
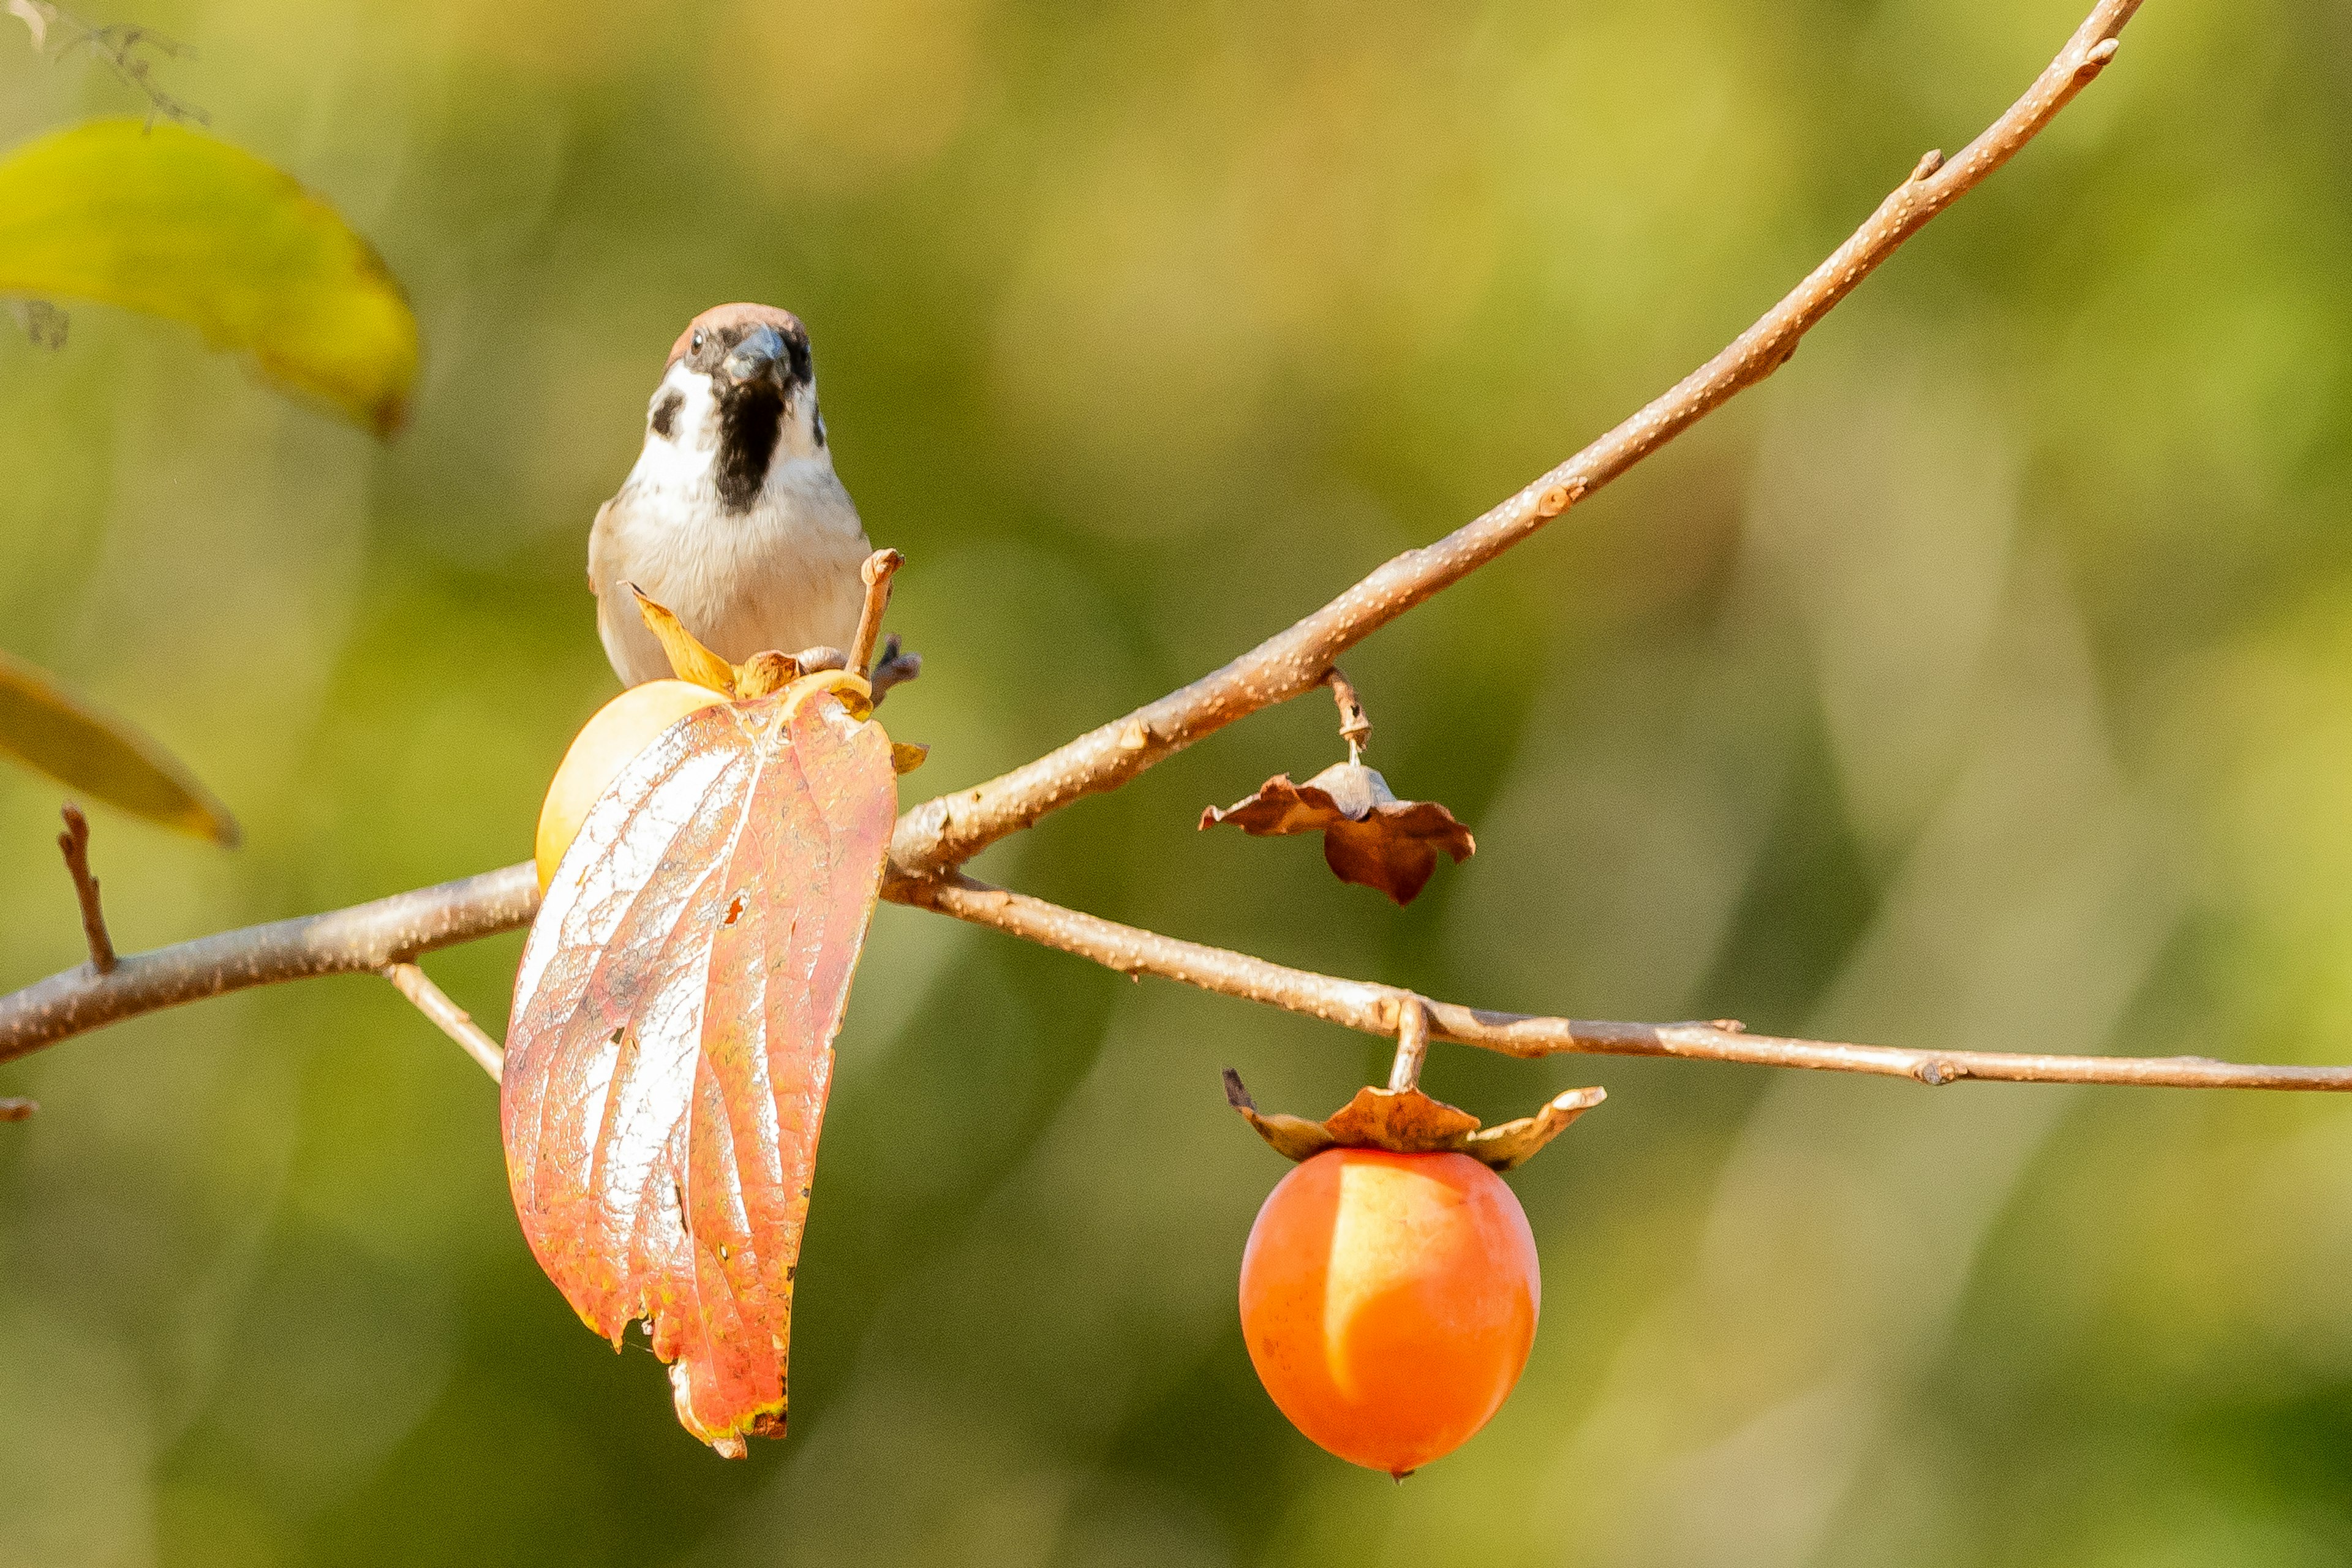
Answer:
[
  {"xmin": 588, "ymin": 489, "xmax": 673, "ymax": 687},
  {"xmin": 587, "ymin": 494, "xmax": 620, "ymax": 597}
]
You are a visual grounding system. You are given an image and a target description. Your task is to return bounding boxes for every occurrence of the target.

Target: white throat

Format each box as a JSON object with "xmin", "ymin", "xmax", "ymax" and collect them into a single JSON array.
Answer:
[{"xmin": 625, "ymin": 362, "xmax": 836, "ymax": 511}]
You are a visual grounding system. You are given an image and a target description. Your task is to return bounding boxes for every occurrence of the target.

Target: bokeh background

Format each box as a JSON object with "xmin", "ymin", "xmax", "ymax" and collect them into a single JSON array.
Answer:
[{"xmin": 4, "ymin": 0, "xmax": 2351, "ymax": 1562}]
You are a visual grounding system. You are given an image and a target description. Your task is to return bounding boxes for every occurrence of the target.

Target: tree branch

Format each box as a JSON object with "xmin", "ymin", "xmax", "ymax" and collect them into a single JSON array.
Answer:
[
  {"xmin": 11, "ymin": 845, "xmax": 2352, "ymax": 1093},
  {"xmin": 0, "ymin": 863, "xmax": 538, "ymax": 1066},
  {"xmin": 888, "ymin": 874, "xmax": 2352, "ymax": 1091},
  {"xmin": 888, "ymin": 0, "xmax": 2143, "ymax": 880},
  {"xmin": 0, "ymin": 0, "xmax": 2218, "ymax": 1101}
]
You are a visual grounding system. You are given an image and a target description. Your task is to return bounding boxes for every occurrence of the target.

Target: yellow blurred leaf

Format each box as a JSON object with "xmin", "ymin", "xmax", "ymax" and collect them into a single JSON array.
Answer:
[
  {"xmin": 0, "ymin": 648, "xmax": 238, "ymax": 845},
  {"xmin": 0, "ymin": 118, "xmax": 417, "ymax": 435}
]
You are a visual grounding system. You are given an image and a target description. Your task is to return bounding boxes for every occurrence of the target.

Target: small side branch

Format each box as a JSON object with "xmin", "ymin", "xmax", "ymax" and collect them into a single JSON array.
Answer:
[
  {"xmin": 1387, "ymin": 998, "xmax": 1430, "ymax": 1091},
  {"xmin": 382, "ymin": 962, "xmax": 503, "ymax": 1082},
  {"xmin": 887, "ymin": 873, "xmax": 2352, "ymax": 1091},
  {"xmin": 55, "ymin": 804, "xmax": 116, "ymax": 974}
]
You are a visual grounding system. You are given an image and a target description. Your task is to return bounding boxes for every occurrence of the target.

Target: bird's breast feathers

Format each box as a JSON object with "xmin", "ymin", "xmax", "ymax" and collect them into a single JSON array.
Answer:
[{"xmin": 590, "ymin": 453, "xmax": 869, "ymax": 685}]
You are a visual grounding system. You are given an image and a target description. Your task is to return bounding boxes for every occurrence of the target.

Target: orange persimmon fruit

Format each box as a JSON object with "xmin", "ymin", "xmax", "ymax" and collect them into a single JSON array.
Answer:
[
  {"xmin": 535, "ymin": 679, "xmax": 727, "ymax": 889},
  {"xmin": 1238, "ymin": 1147, "xmax": 1539, "ymax": 1477}
]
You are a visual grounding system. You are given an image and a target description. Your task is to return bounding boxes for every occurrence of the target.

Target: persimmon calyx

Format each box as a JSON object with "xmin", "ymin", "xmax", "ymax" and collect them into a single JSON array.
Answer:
[
  {"xmin": 627, "ymin": 585, "xmax": 924, "ymax": 772},
  {"xmin": 1221, "ymin": 1069, "xmax": 1602, "ymax": 1174}
]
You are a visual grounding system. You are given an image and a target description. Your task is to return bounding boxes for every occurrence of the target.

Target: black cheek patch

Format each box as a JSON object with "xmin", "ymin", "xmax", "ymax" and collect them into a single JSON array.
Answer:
[{"xmin": 650, "ymin": 390, "xmax": 684, "ymax": 439}]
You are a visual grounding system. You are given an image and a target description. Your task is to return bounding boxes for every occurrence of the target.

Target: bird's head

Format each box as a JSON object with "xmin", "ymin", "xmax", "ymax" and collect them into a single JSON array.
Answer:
[{"xmin": 640, "ymin": 303, "xmax": 829, "ymax": 511}]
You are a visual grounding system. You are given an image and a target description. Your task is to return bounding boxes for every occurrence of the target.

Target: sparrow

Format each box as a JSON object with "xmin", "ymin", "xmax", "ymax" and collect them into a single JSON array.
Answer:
[{"xmin": 589, "ymin": 303, "xmax": 872, "ymax": 688}]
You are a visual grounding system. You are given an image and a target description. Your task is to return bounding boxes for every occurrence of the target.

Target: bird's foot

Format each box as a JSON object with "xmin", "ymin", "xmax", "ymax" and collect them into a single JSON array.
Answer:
[{"xmin": 867, "ymin": 634, "xmax": 922, "ymax": 708}]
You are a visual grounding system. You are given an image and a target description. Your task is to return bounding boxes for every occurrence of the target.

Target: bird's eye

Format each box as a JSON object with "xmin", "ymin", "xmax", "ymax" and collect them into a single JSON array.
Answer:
[{"xmin": 690, "ymin": 330, "xmax": 704, "ymax": 354}]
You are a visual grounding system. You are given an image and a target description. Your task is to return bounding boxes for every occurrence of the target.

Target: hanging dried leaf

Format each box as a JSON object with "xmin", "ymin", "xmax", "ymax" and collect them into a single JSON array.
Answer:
[
  {"xmin": 0, "ymin": 647, "xmax": 238, "ymax": 843},
  {"xmin": 1223, "ymin": 1069, "xmax": 1602, "ymax": 1173},
  {"xmin": 502, "ymin": 685, "xmax": 897, "ymax": 1456},
  {"xmin": 1200, "ymin": 760, "xmax": 1474, "ymax": 905}
]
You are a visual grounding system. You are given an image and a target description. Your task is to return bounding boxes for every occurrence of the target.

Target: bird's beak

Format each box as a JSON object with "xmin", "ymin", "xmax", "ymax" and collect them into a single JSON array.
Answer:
[{"xmin": 719, "ymin": 323, "xmax": 790, "ymax": 390}]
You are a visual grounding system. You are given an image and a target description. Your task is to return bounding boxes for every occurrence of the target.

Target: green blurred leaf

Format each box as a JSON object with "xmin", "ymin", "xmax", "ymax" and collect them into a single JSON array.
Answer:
[
  {"xmin": 0, "ymin": 118, "xmax": 416, "ymax": 435},
  {"xmin": 0, "ymin": 647, "xmax": 238, "ymax": 845}
]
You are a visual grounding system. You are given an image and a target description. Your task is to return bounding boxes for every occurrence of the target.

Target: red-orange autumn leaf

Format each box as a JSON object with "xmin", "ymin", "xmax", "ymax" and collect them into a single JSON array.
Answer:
[{"xmin": 501, "ymin": 686, "xmax": 895, "ymax": 1457}]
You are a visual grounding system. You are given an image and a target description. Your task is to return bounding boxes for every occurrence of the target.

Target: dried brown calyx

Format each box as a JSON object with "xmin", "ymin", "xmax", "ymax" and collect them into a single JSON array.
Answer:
[
  {"xmin": 630, "ymin": 580, "xmax": 928, "ymax": 775},
  {"xmin": 1222, "ymin": 1068, "xmax": 1602, "ymax": 1174},
  {"xmin": 1197, "ymin": 667, "xmax": 1474, "ymax": 905}
]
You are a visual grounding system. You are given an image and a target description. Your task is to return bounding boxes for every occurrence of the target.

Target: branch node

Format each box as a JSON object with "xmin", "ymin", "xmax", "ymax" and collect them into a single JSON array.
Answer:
[
  {"xmin": 2077, "ymin": 36, "xmax": 2119, "ymax": 77},
  {"xmin": 1910, "ymin": 148, "xmax": 1945, "ymax": 181},
  {"xmin": 56, "ymin": 804, "xmax": 116, "ymax": 975}
]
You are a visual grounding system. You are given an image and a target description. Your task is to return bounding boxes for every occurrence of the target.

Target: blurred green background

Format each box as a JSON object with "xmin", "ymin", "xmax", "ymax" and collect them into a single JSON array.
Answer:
[{"xmin": 5, "ymin": 0, "xmax": 2352, "ymax": 1562}]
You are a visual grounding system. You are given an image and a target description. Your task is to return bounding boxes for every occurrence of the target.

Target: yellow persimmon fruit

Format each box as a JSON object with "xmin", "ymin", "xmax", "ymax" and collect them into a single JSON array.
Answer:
[
  {"xmin": 1238, "ymin": 1147, "xmax": 1539, "ymax": 1477},
  {"xmin": 535, "ymin": 680, "xmax": 728, "ymax": 889}
]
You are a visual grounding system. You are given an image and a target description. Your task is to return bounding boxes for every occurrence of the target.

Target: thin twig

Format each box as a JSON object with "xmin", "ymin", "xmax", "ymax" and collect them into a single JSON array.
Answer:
[
  {"xmin": 1387, "ymin": 997, "xmax": 1430, "ymax": 1091},
  {"xmin": 887, "ymin": 0, "xmax": 2143, "ymax": 880},
  {"xmin": 1324, "ymin": 668, "xmax": 1372, "ymax": 763},
  {"xmin": 0, "ymin": 862, "xmax": 539, "ymax": 1065},
  {"xmin": 850, "ymin": 549, "xmax": 903, "ymax": 679},
  {"xmin": 22, "ymin": 4, "xmax": 209, "ymax": 126},
  {"xmin": 55, "ymin": 804, "xmax": 116, "ymax": 974},
  {"xmin": 887, "ymin": 873, "xmax": 2352, "ymax": 1091},
  {"xmin": 0, "ymin": 1098, "xmax": 35, "ymax": 1121},
  {"xmin": 382, "ymin": 962, "xmax": 503, "ymax": 1082}
]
